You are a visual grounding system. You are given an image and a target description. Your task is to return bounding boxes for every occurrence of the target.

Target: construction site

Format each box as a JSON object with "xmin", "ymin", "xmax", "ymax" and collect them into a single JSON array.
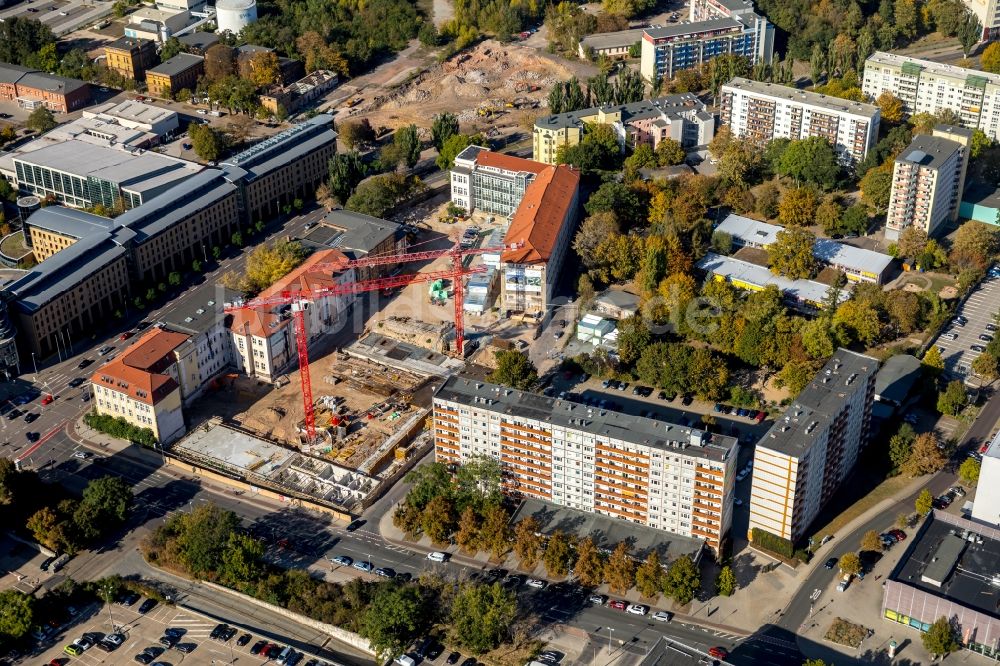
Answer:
[{"xmin": 338, "ymin": 40, "xmax": 581, "ymax": 132}]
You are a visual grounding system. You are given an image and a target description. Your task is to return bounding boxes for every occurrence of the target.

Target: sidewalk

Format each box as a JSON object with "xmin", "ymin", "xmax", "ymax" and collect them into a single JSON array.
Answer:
[{"xmin": 377, "ymin": 509, "xmax": 751, "ymax": 637}]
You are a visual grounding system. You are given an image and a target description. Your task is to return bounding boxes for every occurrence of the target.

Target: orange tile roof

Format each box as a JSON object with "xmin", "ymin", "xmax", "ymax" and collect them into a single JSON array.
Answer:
[
  {"xmin": 229, "ymin": 308, "xmax": 288, "ymax": 338},
  {"xmin": 502, "ymin": 165, "xmax": 580, "ymax": 264},
  {"xmin": 91, "ymin": 328, "xmax": 189, "ymax": 406},
  {"xmin": 475, "ymin": 150, "xmax": 550, "ymax": 175},
  {"xmin": 258, "ymin": 248, "xmax": 351, "ymax": 299}
]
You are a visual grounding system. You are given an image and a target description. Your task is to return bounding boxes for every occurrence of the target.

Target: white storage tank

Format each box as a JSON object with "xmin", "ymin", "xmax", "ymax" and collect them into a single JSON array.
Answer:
[{"xmin": 215, "ymin": 0, "xmax": 257, "ymax": 34}]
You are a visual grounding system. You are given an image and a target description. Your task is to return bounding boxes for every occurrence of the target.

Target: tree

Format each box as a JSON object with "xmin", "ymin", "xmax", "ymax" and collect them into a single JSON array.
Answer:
[
  {"xmin": 778, "ymin": 187, "xmax": 817, "ymax": 226},
  {"xmin": 514, "ymin": 517, "xmax": 543, "ymax": 568},
  {"xmin": 969, "ymin": 129, "xmax": 993, "ymax": 158},
  {"xmin": 616, "ymin": 315, "xmax": 651, "ymax": 365},
  {"xmin": 421, "ymin": 495, "xmax": 456, "ymax": 545},
  {"xmin": 295, "ymin": 31, "xmax": 348, "ymax": 76},
  {"xmin": 663, "ymin": 555, "xmax": 700, "ymax": 605},
  {"xmin": 0, "ymin": 590, "xmax": 34, "ymax": 640},
  {"xmin": 957, "ymin": 12, "xmax": 983, "ymax": 57},
  {"xmin": 889, "ymin": 424, "xmax": 917, "ymax": 470},
  {"xmin": 634, "ymin": 551, "xmax": 663, "ymax": 597},
  {"xmin": 833, "ymin": 299, "xmax": 882, "ymax": 345},
  {"xmin": 983, "ymin": 42, "xmax": 1000, "ymax": 74},
  {"xmin": 860, "ymin": 529, "xmax": 883, "ymax": 553},
  {"xmin": 959, "ymin": 457, "xmax": 981, "ymax": 487},
  {"xmin": 26, "ymin": 107, "xmax": 56, "ymax": 133},
  {"xmin": 950, "ymin": 220, "xmax": 998, "ymax": 271},
  {"xmin": 345, "ymin": 173, "xmax": 424, "ymax": 218},
  {"xmin": 605, "ymin": 542, "xmax": 635, "ymax": 593},
  {"xmin": 574, "ymin": 537, "xmax": 604, "ymax": 587},
  {"xmin": 973, "ymin": 351, "xmax": 999, "ymax": 380},
  {"xmin": 328, "ymin": 152, "xmax": 368, "ymax": 203},
  {"xmin": 768, "ymin": 227, "xmax": 817, "ymax": 279},
  {"xmin": 188, "ymin": 122, "xmax": 227, "ymax": 162},
  {"xmin": 777, "ymin": 137, "xmax": 841, "ymax": 189},
  {"xmin": 876, "ymin": 91, "xmax": 905, "ymax": 123},
  {"xmin": 360, "ymin": 584, "xmax": 428, "ymax": 661},
  {"xmin": 755, "ymin": 181, "xmax": 781, "ymax": 219},
  {"xmin": 489, "ymin": 350, "xmax": 538, "ymax": 390},
  {"xmin": 339, "ymin": 119, "xmax": 376, "ymax": 150},
  {"xmin": 916, "ymin": 488, "xmax": 934, "ymax": 514},
  {"xmin": 455, "ymin": 506, "xmax": 479, "ymax": 553},
  {"xmin": 838, "ymin": 551, "xmax": 861, "ymax": 576},
  {"xmin": 573, "ymin": 212, "xmax": 619, "ymax": 268},
  {"xmin": 204, "ymin": 43, "xmax": 236, "ymax": 82},
  {"xmin": 225, "ymin": 241, "xmax": 308, "ymax": 295},
  {"xmin": 897, "ymin": 227, "xmax": 929, "ymax": 259},
  {"xmin": 392, "ymin": 124, "xmax": 422, "ymax": 169},
  {"xmin": 449, "ymin": 583, "xmax": 518, "ymax": 654},
  {"xmin": 937, "ymin": 379, "xmax": 968, "ymax": 416},
  {"xmin": 716, "ymin": 565, "xmax": 736, "ymax": 597},
  {"xmin": 244, "ymin": 50, "xmax": 281, "ymax": 87},
  {"xmin": 923, "ymin": 616, "xmax": 959, "ymax": 658},
  {"xmin": 219, "ymin": 531, "xmax": 265, "ymax": 587},
  {"xmin": 431, "ymin": 112, "xmax": 460, "ymax": 150},
  {"xmin": 923, "ymin": 345, "xmax": 945, "ymax": 375},
  {"xmin": 904, "ymin": 433, "xmax": 947, "ymax": 477},
  {"xmin": 81, "ymin": 475, "xmax": 133, "ymax": 524},
  {"xmin": 478, "ymin": 504, "xmax": 512, "ymax": 559},
  {"xmin": 436, "ymin": 133, "xmax": 478, "ymax": 170},
  {"xmin": 27, "ymin": 507, "xmax": 64, "ymax": 552},
  {"xmin": 815, "ymin": 197, "xmax": 844, "ymax": 235},
  {"xmin": 543, "ymin": 530, "xmax": 573, "ymax": 577},
  {"xmin": 585, "ymin": 181, "xmax": 647, "ymax": 228},
  {"xmin": 656, "ymin": 138, "xmax": 686, "ymax": 166},
  {"xmin": 858, "ymin": 166, "xmax": 892, "ymax": 213}
]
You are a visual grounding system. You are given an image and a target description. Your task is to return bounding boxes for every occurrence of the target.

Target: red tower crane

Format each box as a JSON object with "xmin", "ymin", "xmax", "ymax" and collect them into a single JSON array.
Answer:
[{"xmin": 225, "ymin": 260, "xmax": 491, "ymax": 442}]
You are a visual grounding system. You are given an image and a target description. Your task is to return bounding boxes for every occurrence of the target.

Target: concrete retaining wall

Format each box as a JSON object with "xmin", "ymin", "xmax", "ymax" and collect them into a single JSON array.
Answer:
[{"xmin": 200, "ymin": 580, "xmax": 375, "ymax": 656}]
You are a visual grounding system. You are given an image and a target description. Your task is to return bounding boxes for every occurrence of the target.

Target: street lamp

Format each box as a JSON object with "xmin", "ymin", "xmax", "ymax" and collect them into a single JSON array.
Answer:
[
  {"xmin": 30, "ymin": 351, "xmax": 38, "ymax": 378},
  {"xmin": 607, "ymin": 627, "xmax": 614, "ymax": 655},
  {"xmin": 102, "ymin": 581, "xmax": 117, "ymax": 632}
]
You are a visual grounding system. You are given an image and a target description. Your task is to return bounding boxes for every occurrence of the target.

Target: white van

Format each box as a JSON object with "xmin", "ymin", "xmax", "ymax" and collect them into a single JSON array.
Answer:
[
  {"xmin": 394, "ymin": 655, "xmax": 416, "ymax": 666},
  {"xmin": 426, "ymin": 551, "xmax": 448, "ymax": 562}
]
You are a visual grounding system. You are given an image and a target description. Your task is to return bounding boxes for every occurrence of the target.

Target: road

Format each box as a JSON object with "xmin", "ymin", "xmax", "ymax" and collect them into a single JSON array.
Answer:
[{"xmin": 772, "ymin": 390, "xmax": 1000, "ymax": 651}]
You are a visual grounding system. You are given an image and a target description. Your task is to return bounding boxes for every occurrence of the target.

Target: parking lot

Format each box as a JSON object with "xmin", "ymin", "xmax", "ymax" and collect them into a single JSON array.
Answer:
[
  {"xmin": 932, "ymin": 269, "xmax": 1000, "ymax": 379},
  {"xmin": 34, "ymin": 598, "xmax": 332, "ymax": 666}
]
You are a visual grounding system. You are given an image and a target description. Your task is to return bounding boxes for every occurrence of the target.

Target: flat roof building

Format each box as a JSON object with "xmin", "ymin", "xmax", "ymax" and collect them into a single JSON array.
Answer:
[
  {"xmin": 972, "ymin": 429, "xmax": 1000, "ymax": 527},
  {"xmin": 434, "ymin": 375, "xmax": 740, "ymax": 553},
  {"xmin": 146, "ymin": 53, "xmax": 204, "ymax": 98},
  {"xmin": 22, "ymin": 207, "xmax": 115, "ymax": 262},
  {"xmin": 883, "ymin": 511, "xmax": 1000, "ymax": 658},
  {"xmin": 720, "ymin": 77, "xmax": 880, "ymax": 164},
  {"xmin": 862, "ymin": 53, "xmax": 1000, "ymax": 143},
  {"xmin": 886, "ymin": 132, "xmax": 969, "ymax": 241},
  {"xmin": 640, "ymin": 13, "xmax": 773, "ymax": 82},
  {"xmin": 696, "ymin": 252, "xmax": 847, "ymax": 313},
  {"xmin": 873, "ymin": 353, "xmax": 922, "ymax": 408},
  {"xmin": 577, "ymin": 28, "xmax": 646, "ymax": 60},
  {"xmin": 532, "ymin": 94, "xmax": 713, "ymax": 165},
  {"xmin": 748, "ymin": 349, "xmax": 878, "ymax": 542},
  {"xmin": 715, "ymin": 213, "xmax": 894, "ymax": 284},
  {"xmin": 83, "ymin": 100, "xmax": 180, "ymax": 137},
  {"xmin": 299, "ymin": 209, "xmax": 404, "ymax": 279}
]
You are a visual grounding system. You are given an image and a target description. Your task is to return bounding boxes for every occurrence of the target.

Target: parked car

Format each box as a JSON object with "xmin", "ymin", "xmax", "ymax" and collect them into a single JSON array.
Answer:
[
  {"xmin": 330, "ymin": 555, "xmax": 352, "ymax": 566},
  {"xmin": 824, "ymin": 557, "xmax": 837, "ymax": 569},
  {"xmin": 951, "ymin": 486, "xmax": 966, "ymax": 497},
  {"xmin": 626, "ymin": 604, "xmax": 648, "ymax": 616},
  {"xmin": 525, "ymin": 578, "xmax": 546, "ymax": 589},
  {"xmin": 446, "ymin": 652, "xmax": 461, "ymax": 664},
  {"xmin": 175, "ymin": 643, "xmax": 196, "ymax": 654},
  {"xmin": 251, "ymin": 640, "xmax": 268, "ymax": 655},
  {"xmin": 237, "ymin": 633, "xmax": 253, "ymax": 647},
  {"xmin": 652, "ymin": 611, "xmax": 673, "ymax": 622},
  {"xmin": 708, "ymin": 647, "xmax": 728, "ymax": 659},
  {"xmin": 24, "ymin": 412, "xmax": 38, "ymax": 423},
  {"xmin": 118, "ymin": 591, "xmax": 140, "ymax": 606},
  {"xmin": 138, "ymin": 599, "xmax": 157, "ymax": 614},
  {"xmin": 374, "ymin": 567, "xmax": 395, "ymax": 578},
  {"xmin": 588, "ymin": 594, "xmax": 608, "ymax": 605},
  {"xmin": 98, "ymin": 633, "xmax": 125, "ymax": 652},
  {"xmin": 607, "ymin": 599, "xmax": 627, "ymax": 611},
  {"xmin": 352, "ymin": 561, "xmax": 373, "ymax": 573}
]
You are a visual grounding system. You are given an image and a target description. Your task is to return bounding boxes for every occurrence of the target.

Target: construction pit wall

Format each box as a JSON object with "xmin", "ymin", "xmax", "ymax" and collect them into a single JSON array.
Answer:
[{"xmin": 169, "ymin": 419, "xmax": 430, "ymax": 515}]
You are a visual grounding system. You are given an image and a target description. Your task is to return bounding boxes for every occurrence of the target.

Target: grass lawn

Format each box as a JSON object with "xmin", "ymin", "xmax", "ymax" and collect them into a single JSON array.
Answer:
[{"xmin": 810, "ymin": 474, "xmax": 914, "ymax": 545}]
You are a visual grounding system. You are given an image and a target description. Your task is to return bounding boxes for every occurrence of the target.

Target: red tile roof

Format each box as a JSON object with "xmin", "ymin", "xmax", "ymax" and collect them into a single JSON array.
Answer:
[
  {"xmin": 258, "ymin": 248, "xmax": 351, "ymax": 299},
  {"xmin": 474, "ymin": 150, "xmax": 550, "ymax": 175},
  {"xmin": 91, "ymin": 328, "xmax": 189, "ymax": 405},
  {"xmin": 502, "ymin": 165, "xmax": 580, "ymax": 264},
  {"xmin": 229, "ymin": 308, "xmax": 288, "ymax": 338}
]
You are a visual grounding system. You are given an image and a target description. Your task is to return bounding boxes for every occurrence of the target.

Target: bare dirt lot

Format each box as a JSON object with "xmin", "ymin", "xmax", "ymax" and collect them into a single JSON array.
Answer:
[{"xmin": 341, "ymin": 40, "xmax": 587, "ymax": 133}]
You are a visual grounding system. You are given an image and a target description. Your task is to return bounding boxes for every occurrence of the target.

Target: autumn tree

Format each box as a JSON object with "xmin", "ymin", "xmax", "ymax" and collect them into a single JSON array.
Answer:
[
  {"xmin": 983, "ymin": 42, "xmax": 1000, "ymax": 74},
  {"xmin": 339, "ymin": 119, "xmax": 376, "ymax": 150},
  {"xmin": 897, "ymin": 226, "xmax": 929, "ymax": 259},
  {"xmin": 225, "ymin": 240, "xmax": 308, "ymax": 295},
  {"xmin": 916, "ymin": 488, "xmax": 934, "ymax": 514},
  {"xmin": 923, "ymin": 345, "xmax": 945, "ymax": 374},
  {"xmin": 838, "ymin": 551, "xmax": 862, "ymax": 576},
  {"xmin": 954, "ymin": 460, "xmax": 981, "ymax": 493},
  {"xmin": 489, "ymin": 351, "xmax": 538, "ymax": 390},
  {"xmin": 716, "ymin": 565, "xmax": 736, "ymax": 596},
  {"xmin": 950, "ymin": 220, "xmax": 998, "ymax": 271},
  {"xmin": 605, "ymin": 542, "xmax": 635, "ymax": 593},
  {"xmin": 833, "ymin": 299, "xmax": 882, "ymax": 346},
  {"xmin": 573, "ymin": 211, "xmax": 620, "ymax": 269},
  {"xmin": 204, "ymin": 43, "xmax": 235, "ymax": 82},
  {"xmin": 769, "ymin": 227, "xmax": 817, "ymax": 279},
  {"xmin": 26, "ymin": 107, "xmax": 56, "ymax": 133},
  {"xmin": 860, "ymin": 529, "xmax": 883, "ymax": 553},
  {"xmin": 542, "ymin": 530, "xmax": 574, "ymax": 577},
  {"xmin": 877, "ymin": 91, "xmax": 906, "ymax": 123},
  {"xmin": 455, "ymin": 506, "xmax": 479, "ymax": 553},
  {"xmin": 573, "ymin": 537, "xmax": 604, "ymax": 587},
  {"xmin": 295, "ymin": 31, "xmax": 348, "ymax": 75},
  {"xmin": 663, "ymin": 555, "xmax": 700, "ymax": 605},
  {"xmin": 815, "ymin": 197, "xmax": 844, "ymax": 235},
  {"xmin": 635, "ymin": 552, "xmax": 664, "ymax": 599},
  {"xmin": 972, "ymin": 351, "xmax": 999, "ymax": 381},
  {"xmin": 421, "ymin": 495, "xmax": 456, "ymax": 545},
  {"xmin": 478, "ymin": 504, "xmax": 512, "ymax": 559},
  {"xmin": 242, "ymin": 50, "xmax": 281, "ymax": 87},
  {"xmin": 514, "ymin": 517, "xmax": 543, "ymax": 569},
  {"xmin": 778, "ymin": 187, "xmax": 817, "ymax": 226},
  {"xmin": 902, "ymin": 433, "xmax": 947, "ymax": 477},
  {"xmin": 656, "ymin": 138, "xmax": 686, "ymax": 166}
]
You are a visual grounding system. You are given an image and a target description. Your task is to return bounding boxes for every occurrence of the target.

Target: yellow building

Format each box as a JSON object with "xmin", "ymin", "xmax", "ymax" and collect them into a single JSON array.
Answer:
[
  {"xmin": 145, "ymin": 53, "xmax": 204, "ymax": 99},
  {"xmin": 24, "ymin": 207, "xmax": 113, "ymax": 262},
  {"xmin": 103, "ymin": 37, "xmax": 159, "ymax": 82},
  {"xmin": 90, "ymin": 329, "xmax": 190, "ymax": 443}
]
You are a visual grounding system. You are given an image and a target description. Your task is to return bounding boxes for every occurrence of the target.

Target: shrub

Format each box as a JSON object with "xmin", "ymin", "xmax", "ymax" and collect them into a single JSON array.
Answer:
[
  {"xmin": 751, "ymin": 528, "xmax": 794, "ymax": 558},
  {"xmin": 84, "ymin": 411, "xmax": 156, "ymax": 447}
]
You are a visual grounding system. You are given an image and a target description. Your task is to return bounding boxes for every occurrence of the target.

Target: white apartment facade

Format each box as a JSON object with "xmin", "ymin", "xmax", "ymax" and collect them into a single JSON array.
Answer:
[
  {"xmin": 886, "ymin": 133, "xmax": 967, "ymax": 241},
  {"xmin": 749, "ymin": 350, "xmax": 877, "ymax": 542},
  {"xmin": 229, "ymin": 309, "xmax": 294, "ymax": 383},
  {"xmin": 720, "ymin": 77, "xmax": 881, "ymax": 164},
  {"xmin": 450, "ymin": 146, "xmax": 548, "ymax": 218},
  {"xmin": 962, "ymin": 0, "xmax": 1000, "ymax": 43},
  {"xmin": 433, "ymin": 376, "xmax": 739, "ymax": 553},
  {"xmin": 972, "ymin": 430, "xmax": 1000, "ymax": 526},
  {"xmin": 862, "ymin": 52, "xmax": 1000, "ymax": 142}
]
